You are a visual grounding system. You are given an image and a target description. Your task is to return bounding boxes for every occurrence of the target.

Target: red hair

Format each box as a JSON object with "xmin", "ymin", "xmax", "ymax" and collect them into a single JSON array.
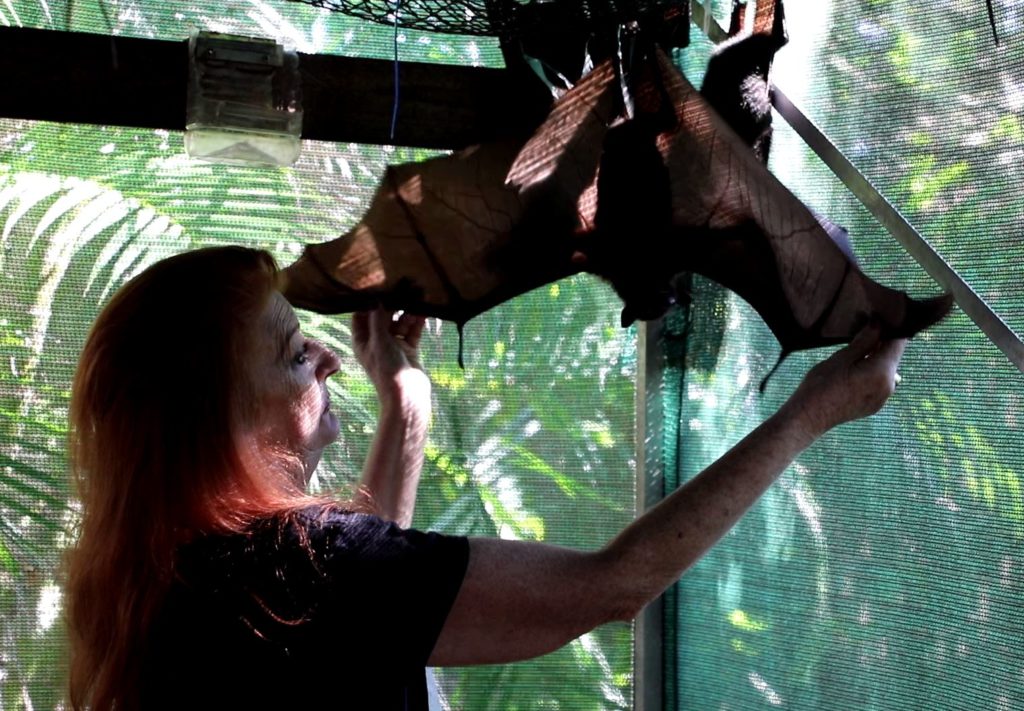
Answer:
[{"xmin": 65, "ymin": 247, "xmax": 322, "ymax": 710}]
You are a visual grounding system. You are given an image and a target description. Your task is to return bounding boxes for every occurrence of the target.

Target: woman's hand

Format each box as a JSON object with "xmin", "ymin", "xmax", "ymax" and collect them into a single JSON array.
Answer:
[
  {"xmin": 781, "ymin": 321, "xmax": 907, "ymax": 440},
  {"xmin": 351, "ymin": 307, "xmax": 431, "ymax": 405},
  {"xmin": 352, "ymin": 307, "xmax": 432, "ymax": 526}
]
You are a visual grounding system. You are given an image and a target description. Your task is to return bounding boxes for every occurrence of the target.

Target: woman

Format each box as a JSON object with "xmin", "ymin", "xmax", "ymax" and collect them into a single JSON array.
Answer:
[{"xmin": 66, "ymin": 246, "xmax": 905, "ymax": 710}]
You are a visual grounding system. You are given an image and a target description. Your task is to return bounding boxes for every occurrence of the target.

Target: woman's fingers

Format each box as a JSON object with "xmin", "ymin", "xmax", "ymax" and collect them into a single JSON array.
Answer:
[
  {"xmin": 351, "ymin": 310, "xmax": 371, "ymax": 348},
  {"xmin": 862, "ymin": 336, "xmax": 906, "ymax": 396},
  {"xmin": 351, "ymin": 307, "xmax": 428, "ymax": 384},
  {"xmin": 869, "ymin": 335, "xmax": 907, "ymax": 374},
  {"xmin": 368, "ymin": 306, "xmax": 394, "ymax": 342},
  {"xmin": 393, "ymin": 312, "xmax": 426, "ymax": 348},
  {"xmin": 834, "ymin": 320, "xmax": 882, "ymax": 365}
]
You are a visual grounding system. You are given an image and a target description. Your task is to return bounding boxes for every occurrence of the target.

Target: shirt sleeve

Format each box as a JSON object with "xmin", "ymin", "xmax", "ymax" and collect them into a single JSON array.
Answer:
[{"xmin": 297, "ymin": 508, "xmax": 470, "ymax": 670}]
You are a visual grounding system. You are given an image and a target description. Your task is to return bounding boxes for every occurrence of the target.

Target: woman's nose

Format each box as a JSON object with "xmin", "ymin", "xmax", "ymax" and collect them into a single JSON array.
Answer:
[{"xmin": 313, "ymin": 341, "xmax": 341, "ymax": 380}]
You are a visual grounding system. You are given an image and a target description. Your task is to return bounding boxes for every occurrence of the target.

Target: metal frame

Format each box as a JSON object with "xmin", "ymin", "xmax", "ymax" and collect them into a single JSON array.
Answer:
[
  {"xmin": 770, "ymin": 90, "xmax": 1024, "ymax": 372},
  {"xmin": 0, "ymin": 26, "xmax": 552, "ymax": 149},
  {"xmin": 634, "ymin": 319, "xmax": 666, "ymax": 711}
]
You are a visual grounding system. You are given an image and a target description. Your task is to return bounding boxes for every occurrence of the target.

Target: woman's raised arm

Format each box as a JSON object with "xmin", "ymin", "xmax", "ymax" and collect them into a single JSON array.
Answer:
[
  {"xmin": 352, "ymin": 308, "xmax": 432, "ymax": 528},
  {"xmin": 430, "ymin": 325, "xmax": 905, "ymax": 666}
]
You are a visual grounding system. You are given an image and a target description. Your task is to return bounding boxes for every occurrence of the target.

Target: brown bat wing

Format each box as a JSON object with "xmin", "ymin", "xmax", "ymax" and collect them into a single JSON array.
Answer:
[
  {"xmin": 643, "ymin": 49, "xmax": 951, "ymax": 352},
  {"xmin": 281, "ymin": 60, "xmax": 621, "ymax": 326},
  {"xmin": 506, "ymin": 60, "xmax": 620, "ymax": 224},
  {"xmin": 283, "ymin": 46, "xmax": 949, "ymax": 365}
]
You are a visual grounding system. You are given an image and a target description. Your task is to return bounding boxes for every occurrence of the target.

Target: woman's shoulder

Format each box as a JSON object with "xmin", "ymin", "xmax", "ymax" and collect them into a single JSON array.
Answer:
[
  {"xmin": 279, "ymin": 503, "xmax": 396, "ymax": 548},
  {"xmin": 279, "ymin": 505, "xmax": 470, "ymax": 582},
  {"xmin": 282, "ymin": 504, "xmax": 464, "ymax": 560},
  {"xmin": 177, "ymin": 503, "xmax": 466, "ymax": 586}
]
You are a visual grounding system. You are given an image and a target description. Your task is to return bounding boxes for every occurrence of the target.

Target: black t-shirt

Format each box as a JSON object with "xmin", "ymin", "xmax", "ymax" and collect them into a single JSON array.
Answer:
[{"xmin": 139, "ymin": 506, "xmax": 469, "ymax": 710}]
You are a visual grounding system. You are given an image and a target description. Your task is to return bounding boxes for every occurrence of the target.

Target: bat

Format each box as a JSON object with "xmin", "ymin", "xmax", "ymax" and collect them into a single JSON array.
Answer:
[{"xmin": 280, "ymin": 20, "xmax": 951, "ymax": 369}]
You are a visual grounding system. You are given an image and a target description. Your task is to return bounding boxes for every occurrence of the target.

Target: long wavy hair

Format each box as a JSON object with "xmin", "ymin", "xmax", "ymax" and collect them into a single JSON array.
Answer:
[{"xmin": 65, "ymin": 246, "xmax": 321, "ymax": 710}]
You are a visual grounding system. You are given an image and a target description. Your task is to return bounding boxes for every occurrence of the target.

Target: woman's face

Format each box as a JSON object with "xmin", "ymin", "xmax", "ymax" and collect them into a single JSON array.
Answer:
[{"xmin": 247, "ymin": 292, "xmax": 341, "ymax": 480}]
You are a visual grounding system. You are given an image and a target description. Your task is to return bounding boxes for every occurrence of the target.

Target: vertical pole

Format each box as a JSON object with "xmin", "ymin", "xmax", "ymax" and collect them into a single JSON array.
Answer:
[{"xmin": 634, "ymin": 319, "xmax": 666, "ymax": 710}]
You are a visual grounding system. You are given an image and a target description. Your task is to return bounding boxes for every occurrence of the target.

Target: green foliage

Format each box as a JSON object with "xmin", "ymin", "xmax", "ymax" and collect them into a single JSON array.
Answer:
[
  {"xmin": 11, "ymin": 0, "xmax": 1020, "ymax": 708},
  {"xmin": 900, "ymin": 155, "xmax": 971, "ymax": 213},
  {"xmin": 402, "ymin": 274, "xmax": 635, "ymax": 709}
]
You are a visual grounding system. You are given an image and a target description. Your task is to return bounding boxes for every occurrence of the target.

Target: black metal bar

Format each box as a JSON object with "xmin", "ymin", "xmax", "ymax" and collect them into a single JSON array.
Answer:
[
  {"xmin": 0, "ymin": 26, "xmax": 552, "ymax": 149},
  {"xmin": 634, "ymin": 318, "xmax": 666, "ymax": 711},
  {"xmin": 0, "ymin": 28, "xmax": 187, "ymax": 133},
  {"xmin": 772, "ymin": 89, "xmax": 1024, "ymax": 372}
]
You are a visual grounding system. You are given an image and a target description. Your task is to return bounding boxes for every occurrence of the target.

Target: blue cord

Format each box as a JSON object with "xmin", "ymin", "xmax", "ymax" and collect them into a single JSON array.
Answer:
[{"xmin": 390, "ymin": 0, "xmax": 402, "ymax": 141}]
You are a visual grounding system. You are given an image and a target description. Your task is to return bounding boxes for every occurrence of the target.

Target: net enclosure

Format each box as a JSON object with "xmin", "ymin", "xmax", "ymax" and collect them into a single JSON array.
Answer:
[
  {"xmin": 281, "ymin": 0, "xmax": 689, "ymax": 40},
  {"xmin": 2, "ymin": 0, "xmax": 1023, "ymax": 709}
]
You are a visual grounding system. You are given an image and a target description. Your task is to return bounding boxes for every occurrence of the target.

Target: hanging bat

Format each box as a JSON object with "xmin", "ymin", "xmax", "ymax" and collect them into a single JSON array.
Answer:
[
  {"xmin": 280, "ymin": 30, "xmax": 951, "ymax": 366},
  {"xmin": 702, "ymin": 0, "xmax": 858, "ymax": 274}
]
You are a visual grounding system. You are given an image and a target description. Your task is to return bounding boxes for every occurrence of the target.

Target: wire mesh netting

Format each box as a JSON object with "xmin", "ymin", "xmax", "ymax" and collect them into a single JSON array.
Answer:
[
  {"xmin": 281, "ymin": 0, "xmax": 688, "ymax": 38},
  {"xmin": 286, "ymin": 0, "xmax": 515, "ymax": 36},
  {"xmin": 0, "ymin": 116, "xmax": 638, "ymax": 709},
  {"xmin": 664, "ymin": 1, "xmax": 1024, "ymax": 709},
  {"xmin": 2, "ymin": 2, "xmax": 635, "ymax": 708},
  {"xmin": 9, "ymin": 0, "xmax": 507, "ymax": 64}
]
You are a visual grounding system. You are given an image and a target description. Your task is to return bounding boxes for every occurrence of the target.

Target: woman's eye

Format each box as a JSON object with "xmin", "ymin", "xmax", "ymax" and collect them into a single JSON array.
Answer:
[{"xmin": 294, "ymin": 342, "xmax": 310, "ymax": 366}]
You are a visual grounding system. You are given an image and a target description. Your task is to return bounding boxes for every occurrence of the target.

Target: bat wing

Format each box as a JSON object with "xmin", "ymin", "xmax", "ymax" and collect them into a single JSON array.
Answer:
[
  {"xmin": 506, "ymin": 60, "xmax": 619, "ymax": 220},
  {"xmin": 281, "ymin": 61, "xmax": 621, "ymax": 326},
  {"xmin": 283, "ymin": 45, "xmax": 950, "ymax": 362},
  {"xmin": 607, "ymin": 50, "xmax": 953, "ymax": 354}
]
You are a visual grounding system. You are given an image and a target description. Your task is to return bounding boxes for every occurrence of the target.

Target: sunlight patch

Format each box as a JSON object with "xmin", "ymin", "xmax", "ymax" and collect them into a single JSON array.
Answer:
[
  {"xmin": 748, "ymin": 671, "xmax": 784, "ymax": 706},
  {"xmin": 36, "ymin": 582, "xmax": 62, "ymax": 635}
]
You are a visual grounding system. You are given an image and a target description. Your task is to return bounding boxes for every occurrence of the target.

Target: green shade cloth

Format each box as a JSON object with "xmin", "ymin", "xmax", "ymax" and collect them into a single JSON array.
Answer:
[{"xmin": 665, "ymin": 1, "xmax": 1024, "ymax": 708}]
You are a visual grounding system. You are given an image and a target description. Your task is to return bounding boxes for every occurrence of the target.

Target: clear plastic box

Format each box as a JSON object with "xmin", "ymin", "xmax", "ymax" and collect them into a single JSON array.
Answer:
[{"xmin": 186, "ymin": 31, "xmax": 303, "ymax": 166}]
